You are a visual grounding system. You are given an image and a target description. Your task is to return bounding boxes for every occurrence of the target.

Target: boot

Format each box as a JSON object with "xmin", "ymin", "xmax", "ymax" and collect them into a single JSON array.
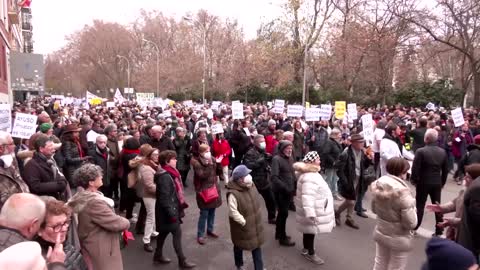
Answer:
[
  {"xmin": 279, "ymin": 238, "xmax": 295, "ymax": 247},
  {"xmin": 153, "ymin": 249, "xmax": 171, "ymax": 264},
  {"xmin": 179, "ymin": 258, "xmax": 196, "ymax": 269},
  {"xmin": 345, "ymin": 218, "xmax": 359, "ymax": 230}
]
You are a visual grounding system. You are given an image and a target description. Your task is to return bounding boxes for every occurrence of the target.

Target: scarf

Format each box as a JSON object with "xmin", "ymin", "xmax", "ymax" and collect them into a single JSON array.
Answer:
[
  {"xmin": 121, "ymin": 148, "xmax": 140, "ymax": 155},
  {"xmin": 162, "ymin": 165, "xmax": 186, "ymax": 206},
  {"xmin": 143, "ymin": 159, "xmax": 159, "ymax": 171},
  {"xmin": 97, "ymin": 146, "xmax": 107, "ymax": 160},
  {"xmin": 74, "ymin": 138, "xmax": 84, "ymax": 158}
]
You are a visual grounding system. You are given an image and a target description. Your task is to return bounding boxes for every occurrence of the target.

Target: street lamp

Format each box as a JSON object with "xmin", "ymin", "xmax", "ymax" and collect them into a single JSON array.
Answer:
[
  {"xmin": 302, "ymin": 46, "xmax": 308, "ymax": 107},
  {"xmin": 116, "ymin": 54, "xmax": 130, "ymax": 88},
  {"xmin": 142, "ymin": 38, "xmax": 160, "ymax": 97},
  {"xmin": 183, "ymin": 16, "xmax": 207, "ymax": 105}
]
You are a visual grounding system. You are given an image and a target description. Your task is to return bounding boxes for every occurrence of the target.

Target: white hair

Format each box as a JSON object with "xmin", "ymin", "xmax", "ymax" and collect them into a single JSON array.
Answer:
[
  {"xmin": 0, "ymin": 193, "xmax": 46, "ymax": 229},
  {"xmin": 0, "ymin": 131, "xmax": 12, "ymax": 145},
  {"xmin": 424, "ymin": 128, "xmax": 438, "ymax": 144},
  {"xmin": 283, "ymin": 131, "xmax": 294, "ymax": 138},
  {"xmin": 151, "ymin": 125, "xmax": 163, "ymax": 132},
  {"xmin": 96, "ymin": 134, "xmax": 108, "ymax": 142}
]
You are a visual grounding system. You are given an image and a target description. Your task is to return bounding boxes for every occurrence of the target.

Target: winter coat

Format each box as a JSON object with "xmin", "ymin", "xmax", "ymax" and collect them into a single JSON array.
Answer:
[
  {"xmin": 155, "ymin": 168, "xmax": 181, "ymax": 233},
  {"xmin": 264, "ymin": 129, "xmax": 276, "ymax": 155},
  {"xmin": 458, "ymin": 144, "xmax": 480, "ymax": 175},
  {"xmin": 23, "ymin": 153, "xmax": 68, "ymax": 200},
  {"xmin": 226, "ymin": 181, "xmax": 265, "ymax": 251},
  {"xmin": 306, "ymin": 126, "xmax": 329, "ymax": 153},
  {"xmin": 271, "ymin": 142, "xmax": 296, "ymax": 194},
  {"xmin": 230, "ymin": 129, "xmax": 251, "ymax": 158},
  {"xmin": 293, "ymin": 129, "xmax": 305, "ymax": 160},
  {"xmin": 335, "ymin": 146, "xmax": 372, "ymax": 200},
  {"xmin": 293, "ymin": 162, "xmax": 335, "ymax": 235},
  {"xmin": 457, "ymin": 178, "xmax": 480, "ymax": 258},
  {"xmin": 88, "ymin": 147, "xmax": 111, "ymax": 187},
  {"xmin": 191, "ymin": 139, "xmax": 210, "ymax": 158},
  {"xmin": 321, "ymin": 138, "xmax": 343, "ymax": 169},
  {"xmin": 0, "ymin": 225, "xmax": 27, "ymax": 252},
  {"xmin": 379, "ymin": 136, "xmax": 403, "ymax": 177},
  {"xmin": 106, "ymin": 139, "xmax": 120, "ymax": 176},
  {"xmin": 0, "ymin": 159, "xmax": 29, "ymax": 210},
  {"xmin": 411, "ymin": 143, "xmax": 448, "ymax": 187},
  {"xmin": 370, "ymin": 175, "xmax": 417, "ymax": 252},
  {"xmin": 68, "ymin": 190, "xmax": 130, "ymax": 270},
  {"xmin": 62, "ymin": 140, "xmax": 85, "ymax": 187},
  {"xmin": 212, "ymin": 139, "xmax": 232, "ymax": 167},
  {"xmin": 129, "ymin": 158, "xmax": 156, "ymax": 198},
  {"xmin": 174, "ymin": 136, "xmax": 191, "ymax": 171},
  {"xmin": 409, "ymin": 127, "xmax": 427, "ymax": 153},
  {"xmin": 452, "ymin": 130, "xmax": 473, "ymax": 159},
  {"xmin": 141, "ymin": 135, "xmax": 175, "ymax": 153},
  {"xmin": 191, "ymin": 156, "xmax": 222, "ymax": 209},
  {"xmin": 243, "ymin": 146, "xmax": 271, "ymax": 190}
]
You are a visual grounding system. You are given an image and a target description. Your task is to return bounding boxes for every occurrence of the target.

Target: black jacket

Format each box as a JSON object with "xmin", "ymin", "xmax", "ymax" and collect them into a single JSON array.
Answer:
[
  {"xmin": 409, "ymin": 127, "xmax": 427, "ymax": 153},
  {"xmin": 411, "ymin": 143, "xmax": 448, "ymax": 186},
  {"xmin": 174, "ymin": 136, "xmax": 191, "ymax": 171},
  {"xmin": 61, "ymin": 141, "xmax": 86, "ymax": 187},
  {"xmin": 140, "ymin": 135, "xmax": 175, "ymax": 153},
  {"xmin": 458, "ymin": 144, "xmax": 480, "ymax": 175},
  {"xmin": 88, "ymin": 147, "xmax": 110, "ymax": 187},
  {"xmin": 335, "ymin": 146, "xmax": 372, "ymax": 200},
  {"xmin": 23, "ymin": 153, "xmax": 67, "ymax": 200},
  {"xmin": 271, "ymin": 142, "xmax": 295, "ymax": 194},
  {"xmin": 229, "ymin": 129, "xmax": 252, "ymax": 158},
  {"xmin": 243, "ymin": 145, "xmax": 271, "ymax": 190},
  {"xmin": 155, "ymin": 168, "xmax": 180, "ymax": 233},
  {"xmin": 457, "ymin": 178, "xmax": 480, "ymax": 259},
  {"xmin": 321, "ymin": 138, "xmax": 343, "ymax": 169}
]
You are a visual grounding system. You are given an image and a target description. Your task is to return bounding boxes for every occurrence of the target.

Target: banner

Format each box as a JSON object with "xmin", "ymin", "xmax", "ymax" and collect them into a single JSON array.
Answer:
[
  {"xmin": 0, "ymin": 104, "xmax": 11, "ymax": 131},
  {"xmin": 451, "ymin": 108, "xmax": 465, "ymax": 127},
  {"xmin": 11, "ymin": 113, "xmax": 38, "ymax": 139},
  {"xmin": 232, "ymin": 102, "xmax": 244, "ymax": 119},
  {"xmin": 347, "ymin": 103, "xmax": 358, "ymax": 120},
  {"xmin": 305, "ymin": 108, "xmax": 321, "ymax": 122},
  {"xmin": 319, "ymin": 104, "xmax": 332, "ymax": 121},
  {"xmin": 335, "ymin": 101, "xmax": 346, "ymax": 119},
  {"xmin": 287, "ymin": 105, "xmax": 304, "ymax": 117}
]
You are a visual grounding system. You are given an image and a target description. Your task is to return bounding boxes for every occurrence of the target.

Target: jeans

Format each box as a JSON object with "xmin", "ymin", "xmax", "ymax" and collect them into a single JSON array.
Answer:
[
  {"xmin": 234, "ymin": 246, "xmax": 263, "ymax": 270},
  {"xmin": 373, "ymin": 242, "xmax": 409, "ymax": 270},
  {"xmin": 323, "ymin": 168, "xmax": 338, "ymax": 196},
  {"xmin": 274, "ymin": 191, "xmax": 291, "ymax": 240},
  {"xmin": 415, "ymin": 184, "xmax": 444, "ymax": 234},
  {"xmin": 197, "ymin": 208, "xmax": 216, "ymax": 238},
  {"xmin": 222, "ymin": 166, "xmax": 230, "ymax": 184},
  {"xmin": 257, "ymin": 187, "xmax": 276, "ymax": 220},
  {"xmin": 354, "ymin": 188, "xmax": 366, "ymax": 213},
  {"xmin": 303, "ymin": 234, "xmax": 315, "ymax": 255},
  {"xmin": 154, "ymin": 226, "xmax": 185, "ymax": 261},
  {"xmin": 142, "ymin": 197, "xmax": 156, "ymax": 244}
]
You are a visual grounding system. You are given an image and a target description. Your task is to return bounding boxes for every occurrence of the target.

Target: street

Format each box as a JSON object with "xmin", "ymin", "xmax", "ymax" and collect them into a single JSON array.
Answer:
[{"xmin": 122, "ymin": 178, "xmax": 462, "ymax": 270}]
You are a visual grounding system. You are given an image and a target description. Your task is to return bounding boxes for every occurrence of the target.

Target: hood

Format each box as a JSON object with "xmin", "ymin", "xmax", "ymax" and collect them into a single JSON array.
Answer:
[
  {"xmin": 68, "ymin": 190, "xmax": 102, "ymax": 213},
  {"xmin": 226, "ymin": 180, "xmax": 250, "ymax": 191},
  {"xmin": 16, "ymin": 150, "xmax": 34, "ymax": 160},
  {"xmin": 129, "ymin": 156, "xmax": 144, "ymax": 169},
  {"xmin": 278, "ymin": 140, "xmax": 293, "ymax": 152},
  {"xmin": 293, "ymin": 162, "xmax": 320, "ymax": 174},
  {"xmin": 370, "ymin": 175, "xmax": 414, "ymax": 208}
]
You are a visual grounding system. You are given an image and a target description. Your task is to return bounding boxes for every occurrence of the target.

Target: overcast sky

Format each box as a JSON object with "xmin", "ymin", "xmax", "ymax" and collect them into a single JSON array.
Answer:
[{"xmin": 31, "ymin": 0, "xmax": 282, "ymax": 55}]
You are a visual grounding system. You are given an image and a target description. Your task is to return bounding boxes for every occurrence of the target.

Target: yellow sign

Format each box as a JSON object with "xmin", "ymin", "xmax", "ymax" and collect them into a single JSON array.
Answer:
[
  {"xmin": 335, "ymin": 101, "xmax": 346, "ymax": 119},
  {"xmin": 305, "ymin": 102, "xmax": 310, "ymax": 109},
  {"xmin": 89, "ymin": 98, "xmax": 102, "ymax": 105}
]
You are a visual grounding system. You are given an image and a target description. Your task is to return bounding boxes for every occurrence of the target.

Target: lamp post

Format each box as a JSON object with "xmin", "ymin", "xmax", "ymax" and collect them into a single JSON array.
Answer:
[
  {"xmin": 302, "ymin": 45, "xmax": 308, "ymax": 107},
  {"xmin": 116, "ymin": 54, "xmax": 130, "ymax": 89},
  {"xmin": 142, "ymin": 38, "xmax": 160, "ymax": 97},
  {"xmin": 183, "ymin": 16, "xmax": 207, "ymax": 105}
]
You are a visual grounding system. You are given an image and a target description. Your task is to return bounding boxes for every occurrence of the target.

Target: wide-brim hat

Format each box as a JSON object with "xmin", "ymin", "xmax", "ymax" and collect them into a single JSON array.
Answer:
[
  {"xmin": 350, "ymin": 133, "xmax": 365, "ymax": 143},
  {"xmin": 63, "ymin": 124, "xmax": 82, "ymax": 134}
]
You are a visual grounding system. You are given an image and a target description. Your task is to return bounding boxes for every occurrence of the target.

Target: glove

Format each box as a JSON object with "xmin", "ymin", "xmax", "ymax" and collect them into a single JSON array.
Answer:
[{"xmin": 169, "ymin": 217, "xmax": 177, "ymax": 223}]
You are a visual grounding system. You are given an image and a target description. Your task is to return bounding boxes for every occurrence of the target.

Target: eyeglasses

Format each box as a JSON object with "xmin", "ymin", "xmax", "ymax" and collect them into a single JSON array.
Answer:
[{"xmin": 47, "ymin": 220, "xmax": 70, "ymax": 232}]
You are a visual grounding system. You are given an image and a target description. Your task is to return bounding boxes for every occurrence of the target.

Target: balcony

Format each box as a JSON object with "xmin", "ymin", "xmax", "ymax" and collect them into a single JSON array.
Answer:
[{"xmin": 8, "ymin": 11, "xmax": 20, "ymax": 25}]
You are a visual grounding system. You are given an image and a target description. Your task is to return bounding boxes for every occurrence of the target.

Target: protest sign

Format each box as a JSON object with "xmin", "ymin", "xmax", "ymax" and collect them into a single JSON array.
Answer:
[
  {"xmin": 361, "ymin": 113, "xmax": 374, "ymax": 145},
  {"xmin": 211, "ymin": 124, "xmax": 224, "ymax": 135},
  {"xmin": 136, "ymin": 93, "xmax": 155, "ymax": 107},
  {"xmin": 347, "ymin": 103, "xmax": 358, "ymax": 120},
  {"xmin": 11, "ymin": 113, "xmax": 38, "ymax": 139},
  {"xmin": 0, "ymin": 104, "xmax": 11, "ymax": 131},
  {"xmin": 114, "ymin": 89, "xmax": 125, "ymax": 103},
  {"xmin": 287, "ymin": 105, "xmax": 304, "ymax": 117},
  {"xmin": 273, "ymin": 99, "xmax": 285, "ymax": 114},
  {"xmin": 335, "ymin": 101, "xmax": 346, "ymax": 119},
  {"xmin": 305, "ymin": 108, "xmax": 321, "ymax": 122},
  {"xmin": 106, "ymin": 102, "xmax": 115, "ymax": 108},
  {"xmin": 451, "ymin": 108, "xmax": 465, "ymax": 127},
  {"xmin": 426, "ymin": 102, "xmax": 435, "ymax": 110},
  {"xmin": 232, "ymin": 102, "xmax": 244, "ymax": 119},
  {"xmin": 211, "ymin": 101, "xmax": 221, "ymax": 111},
  {"xmin": 183, "ymin": 100, "xmax": 194, "ymax": 107},
  {"xmin": 319, "ymin": 104, "xmax": 332, "ymax": 121}
]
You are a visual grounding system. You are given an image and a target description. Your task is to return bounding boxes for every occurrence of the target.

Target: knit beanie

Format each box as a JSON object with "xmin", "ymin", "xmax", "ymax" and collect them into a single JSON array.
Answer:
[
  {"xmin": 39, "ymin": 123, "xmax": 52, "ymax": 133},
  {"xmin": 422, "ymin": 238, "xmax": 476, "ymax": 270}
]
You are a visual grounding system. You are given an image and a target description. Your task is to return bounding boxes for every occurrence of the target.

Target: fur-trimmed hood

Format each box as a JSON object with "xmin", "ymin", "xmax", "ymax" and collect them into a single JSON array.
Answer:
[
  {"xmin": 16, "ymin": 150, "xmax": 34, "ymax": 160},
  {"xmin": 293, "ymin": 162, "xmax": 320, "ymax": 174},
  {"xmin": 128, "ymin": 156, "xmax": 144, "ymax": 169},
  {"xmin": 370, "ymin": 175, "xmax": 414, "ymax": 208}
]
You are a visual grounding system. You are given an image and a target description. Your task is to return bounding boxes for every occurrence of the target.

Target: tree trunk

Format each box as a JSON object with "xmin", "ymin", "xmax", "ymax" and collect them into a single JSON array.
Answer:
[{"xmin": 472, "ymin": 68, "xmax": 480, "ymax": 107}]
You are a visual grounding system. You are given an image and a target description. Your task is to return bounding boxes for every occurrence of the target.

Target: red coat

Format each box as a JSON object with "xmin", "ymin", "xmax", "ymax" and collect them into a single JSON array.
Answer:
[{"xmin": 212, "ymin": 139, "xmax": 232, "ymax": 167}]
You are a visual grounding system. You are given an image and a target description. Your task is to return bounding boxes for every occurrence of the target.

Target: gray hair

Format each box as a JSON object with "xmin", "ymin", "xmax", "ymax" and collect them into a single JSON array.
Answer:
[
  {"xmin": 376, "ymin": 120, "xmax": 387, "ymax": 129},
  {"xmin": 176, "ymin": 127, "xmax": 185, "ymax": 133},
  {"xmin": 0, "ymin": 131, "xmax": 12, "ymax": 145},
  {"xmin": 0, "ymin": 193, "xmax": 46, "ymax": 230},
  {"xmin": 424, "ymin": 128, "xmax": 438, "ymax": 144},
  {"xmin": 96, "ymin": 134, "xmax": 108, "ymax": 143},
  {"xmin": 283, "ymin": 131, "xmax": 294, "ymax": 138},
  {"xmin": 103, "ymin": 124, "xmax": 118, "ymax": 136},
  {"xmin": 330, "ymin": 128, "xmax": 341, "ymax": 137},
  {"xmin": 254, "ymin": 134, "xmax": 265, "ymax": 143},
  {"xmin": 73, "ymin": 164, "xmax": 103, "ymax": 189}
]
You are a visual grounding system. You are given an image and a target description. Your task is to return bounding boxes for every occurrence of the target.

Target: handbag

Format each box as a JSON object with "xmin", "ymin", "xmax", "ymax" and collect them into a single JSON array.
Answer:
[{"xmin": 199, "ymin": 185, "xmax": 219, "ymax": 204}]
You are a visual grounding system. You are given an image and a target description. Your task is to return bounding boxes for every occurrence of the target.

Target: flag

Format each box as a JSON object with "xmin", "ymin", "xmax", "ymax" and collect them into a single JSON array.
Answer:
[{"xmin": 114, "ymin": 88, "xmax": 125, "ymax": 104}]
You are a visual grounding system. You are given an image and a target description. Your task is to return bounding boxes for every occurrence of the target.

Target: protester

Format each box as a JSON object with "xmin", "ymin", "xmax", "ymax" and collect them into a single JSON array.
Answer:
[
  {"xmin": 227, "ymin": 165, "xmax": 265, "ymax": 270},
  {"xmin": 370, "ymin": 157, "xmax": 417, "ymax": 270},
  {"xmin": 119, "ymin": 137, "xmax": 141, "ymax": 222},
  {"xmin": 321, "ymin": 128, "xmax": 343, "ymax": 200},
  {"xmin": 191, "ymin": 144, "xmax": 222, "ymax": 245},
  {"xmin": 410, "ymin": 116, "xmax": 428, "ymax": 153},
  {"xmin": 173, "ymin": 127, "xmax": 191, "ymax": 187},
  {"xmin": 68, "ymin": 164, "xmax": 130, "ymax": 270},
  {"xmin": 105, "ymin": 124, "xmax": 121, "ymax": 200},
  {"xmin": 372, "ymin": 120, "xmax": 386, "ymax": 177},
  {"xmin": 306, "ymin": 120, "xmax": 329, "ymax": 159},
  {"xmin": 379, "ymin": 123, "xmax": 404, "ymax": 176},
  {"xmin": 293, "ymin": 151, "xmax": 335, "ymax": 265},
  {"xmin": 453, "ymin": 123, "xmax": 474, "ymax": 183},
  {"xmin": 61, "ymin": 124, "xmax": 90, "ymax": 188},
  {"xmin": 88, "ymin": 135, "xmax": 112, "ymax": 197},
  {"xmin": 212, "ymin": 131, "xmax": 231, "ymax": 185}
]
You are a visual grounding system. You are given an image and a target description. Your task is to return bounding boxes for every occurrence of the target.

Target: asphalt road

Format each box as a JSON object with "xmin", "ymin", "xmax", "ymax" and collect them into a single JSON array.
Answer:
[{"xmin": 121, "ymin": 178, "xmax": 464, "ymax": 270}]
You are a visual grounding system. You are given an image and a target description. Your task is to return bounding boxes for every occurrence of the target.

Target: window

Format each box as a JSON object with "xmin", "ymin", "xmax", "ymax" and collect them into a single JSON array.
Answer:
[{"xmin": 0, "ymin": 44, "xmax": 5, "ymax": 81}]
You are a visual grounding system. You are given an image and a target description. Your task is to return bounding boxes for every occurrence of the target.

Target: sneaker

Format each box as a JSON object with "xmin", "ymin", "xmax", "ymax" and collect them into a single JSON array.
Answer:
[
  {"xmin": 301, "ymin": 249, "xmax": 308, "ymax": 255},
  {"xmin": 151, "ymin": 232, "xmax": 159, "ymax": 239},
  {"xmin": 304, "ymin": 254, "xmax": 325, "ymax": 265},
  {"xmin": 143, "ymin": 243, "xmax": 153, "ymax": 252},
  {"xmin": 345, "ymin": 218, "xmax": 360, "ymax": 230}
]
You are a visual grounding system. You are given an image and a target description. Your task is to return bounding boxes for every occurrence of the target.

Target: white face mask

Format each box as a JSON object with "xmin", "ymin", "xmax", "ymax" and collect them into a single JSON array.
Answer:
[
  {"xmin": 203, "ymin": 152, "xmax": 212, "ymax": 160},
  {"xmin": 259, "ymin": 142, "xmax": 266, "ymax": 150},
  {"xmin": 0, "ymin": 154, "xmax": 14, "ymax": 168},
  {"xmin": 243, "ymin": 174, "xmax": 253, "ymax": 185}
]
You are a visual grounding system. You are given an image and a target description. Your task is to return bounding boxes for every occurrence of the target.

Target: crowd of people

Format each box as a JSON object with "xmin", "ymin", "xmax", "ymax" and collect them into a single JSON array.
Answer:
[{"xmin": 0, "ymin": 97, "xmax": 479, "ymax": 270}]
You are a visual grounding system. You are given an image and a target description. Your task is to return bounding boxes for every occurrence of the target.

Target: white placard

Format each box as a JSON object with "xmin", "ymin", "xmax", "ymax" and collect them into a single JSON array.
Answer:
[
  {"xmin": 0, "ymin": 104, "xmax": 11, "ymax": 131},
  {"xmin": 183, "ymin": 100, "xmax": 194, "ymax": 107},
  {"xmin": 273, "ymin": 99, "xmax": 285, "ymax": 114},
  {"xmin": 347, "ymin": 103, "xmax": 358, "ymax": 120},
  {"xmin": 211, "ymin": 101, "xmax": 221, "ymax": 111},
  {"xmin": 232, "ymin": 102, "xmax": 244, "ymax": 119},
  {"xmin": 361, "ymin": 113, "xmax": 374, "ymax": 144},
  {"xmin": 211, "ymin": 124, "xmax": 224, "ymax": 135},
  {"xmin": 319, "ymin": 104, "xmax": 332, "ymax": 120},
  {"xmin": 136, "ymin": 93, "xmax": 155, "ymax": 107},
  {"xmin": 267, "ymin": 102, "xmax": 273, "ymax": 108},
  {"xmin": 206, "ymin": 109, "xmax": 214, "ymax": 119},
  {"xmin": 106, "ymin": 102, "xmax": 115, "ymax": 108},
  {"xmin": 11, "ymin": 113, "xmax": 38, "ymax": 139},
  {"xmin": 305, "ymin": 108, "xmax": 321, "ymax": 122},
  {"xmin": 426, "ymin": 102, "xmax": 435, "ymax": 110},
  {"xmin": 452, "ymin": 108, "xmax": 465, "ymax": 127},
  {"xmin": 232, "ymin": 100, "xmax": 240, "ymax": 104},
  {"xmin": 243, "ymin": 127, "xmax": 251, "ymax": 136},
  {"xmin": 287, "ymin": 105, "xmax": 304, "ymax": 117}
]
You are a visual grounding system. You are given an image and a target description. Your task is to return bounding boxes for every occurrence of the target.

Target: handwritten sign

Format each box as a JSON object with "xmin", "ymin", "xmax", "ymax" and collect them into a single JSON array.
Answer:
[
  {"xmin": 232, "ymin": 102, "xmax": 244, "ymax": 119},
  {"xmin": 451, "ymin": 108, "xmax": 465, "ymax": 127},
  {"xmin": 287, "ymin": 105, "xmax": 304, "ymax": 117},
  {"xmin": 319, "ymin": 104, "xmax": 332, "ymax": 121},
  {"xmin": 0, "ymin": 104, "xmax": 11, "ymax": 131},
  {"xmin": 211, "ymin": 124, "xmax": 224, "ymax": 135},
  {"xmin": 273, "ymin": 99, "xmax": 285, "ymax": 114},
  {"xmin": 11, "ymin": 113, "xmax": 38, "ymax": 139},
  {"xmin": 347, "ymin": 103, "xmax": 358, "ymax": 120},
  {"xmin": 305, "ymin": 108, "xmax": 321, "ymax": 122},
  {"xmin": 361, "ymin": 113, "xmax": 374, "ymax": 145},
  {"xmin": 335, "ymin": 101, "xmax": 346, "ymax": 119}
]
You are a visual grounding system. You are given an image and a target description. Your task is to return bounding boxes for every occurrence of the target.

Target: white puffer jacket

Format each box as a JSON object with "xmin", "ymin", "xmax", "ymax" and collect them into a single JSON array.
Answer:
[
  {"xmin": 370, "ymin": 175, "xmax": 417, "ymax": 251},
  {"xmin": 293, "ymin": 162, "xmax": 335, "ymax": 235}
]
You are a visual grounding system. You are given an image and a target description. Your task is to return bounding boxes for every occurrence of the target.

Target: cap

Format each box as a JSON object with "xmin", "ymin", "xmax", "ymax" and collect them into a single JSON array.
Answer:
[
  {"xmin": 303, "ymin": 151, "xmax": 320, "ymax": 163},
  {"xmin": 232, "ymin": 165, "xmax": 252, "ymax": 181}
]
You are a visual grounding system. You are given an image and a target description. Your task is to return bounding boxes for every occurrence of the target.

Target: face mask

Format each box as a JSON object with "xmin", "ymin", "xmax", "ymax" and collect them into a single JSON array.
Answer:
[
  {"xmin": 203, "ymin": 152, "xmax": 212, "ymax": 160},
  {"xmin": 243, "ymin": 174, "xmax": 253, "ymax": 186},
  {"xmin": 0, "ymin": 154, "xmax": 13, "ymax": 168},
  {"xmin": 259, "ymin": 142, "xmax": 266, "ymax": 150}
]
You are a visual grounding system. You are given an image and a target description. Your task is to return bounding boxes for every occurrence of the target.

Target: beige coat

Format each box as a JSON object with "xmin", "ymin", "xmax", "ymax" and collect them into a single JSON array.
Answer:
[
  {"xmin": 370, "ymin": 175, "xmax": 417, "ymax": 251},
  {"xmin": 129, "ymin": 157, "xmax": 156, "ymax": 198},
  {"xmin": 68, "ymin": 190, "xmax": 130, "ymax": 270}
]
